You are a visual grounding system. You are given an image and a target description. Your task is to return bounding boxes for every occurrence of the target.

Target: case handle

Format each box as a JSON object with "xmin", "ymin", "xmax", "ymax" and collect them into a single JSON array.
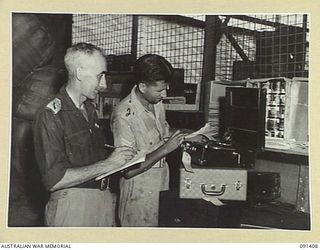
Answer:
[{"xmin": 201, "ymin": 184, "xmax": 226, "ymax": 196}]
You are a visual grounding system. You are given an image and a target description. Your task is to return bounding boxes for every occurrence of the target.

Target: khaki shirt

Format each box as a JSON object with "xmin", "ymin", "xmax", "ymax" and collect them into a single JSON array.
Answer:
[
  {"xmin": 111, "ymin": 85, "xmax": 170, "ymax": 165},
  {"xmin": 111, "ymin": 85, "xmax": 170, "ymax": 226}
]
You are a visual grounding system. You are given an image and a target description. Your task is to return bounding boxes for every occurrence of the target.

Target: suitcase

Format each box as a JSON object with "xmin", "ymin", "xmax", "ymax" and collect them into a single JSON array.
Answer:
[
  {"xmin": 179, "ymin": 168, "xmax": 247, "ymax": 200},
  {"xmin": 159, "ymin": 190, "xmax": 242, "ymax": 228}
]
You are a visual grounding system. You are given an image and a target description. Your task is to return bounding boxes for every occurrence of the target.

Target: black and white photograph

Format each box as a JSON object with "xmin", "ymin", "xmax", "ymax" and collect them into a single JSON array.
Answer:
[
  {"xmin": 8, "ymin": 12, "xmax": 310, "ymax": 231},
  {"xmin": 2, "ymin": 0, "xmax": 320, "ymax": 244}
]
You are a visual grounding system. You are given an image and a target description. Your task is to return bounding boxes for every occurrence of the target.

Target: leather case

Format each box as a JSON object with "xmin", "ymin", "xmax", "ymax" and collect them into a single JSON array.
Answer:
[{"xmin": 179, "ymin": 168, "xmax": 247, "ymax": 200}]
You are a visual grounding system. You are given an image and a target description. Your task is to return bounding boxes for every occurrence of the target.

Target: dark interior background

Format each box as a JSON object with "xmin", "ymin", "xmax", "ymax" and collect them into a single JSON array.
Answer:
[{"xmin": 10, "ymin": 13, "xmax": 72, "ymax": 226}]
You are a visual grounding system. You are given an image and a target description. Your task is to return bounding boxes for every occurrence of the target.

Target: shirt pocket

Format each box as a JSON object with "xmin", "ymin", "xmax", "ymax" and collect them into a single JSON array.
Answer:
[
  {"xmin": 92, "ymin": 124, "xmax": 106, "ymax": 147},
  {"xmin": 144, "ymin": 128, "xmax": 161, "ymax": 148},
  {"xmin": 64, "ymin": 129, "xmax": 90, "ymax": 166}
]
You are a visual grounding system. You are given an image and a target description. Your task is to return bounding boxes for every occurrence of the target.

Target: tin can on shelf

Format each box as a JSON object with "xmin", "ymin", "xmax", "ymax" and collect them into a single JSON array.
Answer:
[
  {"xmin": 272, "ymin": 81, "xmax": 281, "ymax": 93},
  {"xmin": 280, "ymin": 94, "xmax": 286, "ymax": 105},
  {"xmin": 277, "ymin": 130, "xmax": 284, "ymax": 138},
  {"xmin": 280, "ymin": 81, "xmax": 286, "ymax": 93},
  {"xmin": 268, "ymin": 106, "xmax": 280, "ymax": 118},
  {"xmin": 261, "ymin": 81, "xmax": 271, "ymax": 90},
  {"xmin": 278, "ymin": 118, "xmax": 284, "ymax": 130},
  {"xmin": 270, "ymin": 130, "xmax": 276, "ymax": 137},
  {"xmin": 274, "ymin": 94, "xmax": 281, "ymax": 105},
  {"xmin": 250, "ymin": 82, "xmax": 259, "ymax": 88},
  {"xmin": 279, "ymin": 106, "xmax": 285, "ymax": 118},
  {"xmin": 266, "ymin": 94, "xmax": 271, "ymax": 105},
  {"xmin": 267, "ymin": 118, "xmax": 279, "ymax": 130},
  {"xmin": 267, "ymin": 93, "xmax": 281, "ymax": 106}
]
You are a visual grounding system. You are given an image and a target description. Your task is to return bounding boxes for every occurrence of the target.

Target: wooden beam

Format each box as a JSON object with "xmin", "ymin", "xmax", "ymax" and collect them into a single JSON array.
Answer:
[
  {"xmin": 201, "ymin": 15, "xmax": 222, "ymax": 119},
  {"xmin": 227, "ymin": 15, "xmax": 282, "ymax": 28},
  {"xmin": 223, "ymin": 28, "xmax": 250, "ymax": 61},
  {"xmin": 225, "ymin": 26, "xmax": 258, "ymax": 36},
  {"xmin": 131, "ymin": 15, "xmax": 139, "ymax": 59},
  {"xmin": 222, "ymin": 14, "xmax": 309, "ymax": 32},
  {"xmin": 220, "ymin": 14, "xmax": 250, "ymax": 61},
  {"xmin": 141, "ymin": 15, "xmax": 309, "ymax": 34},
  {"xmin": 143, "ymin": 15, "xmax": 205, "ymax": 29}
]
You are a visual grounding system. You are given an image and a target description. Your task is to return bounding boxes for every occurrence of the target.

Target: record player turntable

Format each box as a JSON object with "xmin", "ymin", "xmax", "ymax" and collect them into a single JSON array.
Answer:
[{"xmin": 180, "ymin": 86, "xmax": 267, "ymax": 169}]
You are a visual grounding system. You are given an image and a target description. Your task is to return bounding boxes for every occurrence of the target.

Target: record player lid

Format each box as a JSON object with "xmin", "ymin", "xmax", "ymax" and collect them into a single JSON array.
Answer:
[{"xmin": 225, "ymin": 87, "xmax": 266, "ymax": 151}]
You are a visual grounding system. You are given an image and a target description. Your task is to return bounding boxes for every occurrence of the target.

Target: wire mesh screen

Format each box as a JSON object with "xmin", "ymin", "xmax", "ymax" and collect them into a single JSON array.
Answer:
[
  {"xmin": 216, "ymin": 32, "xmax": 256, "ymax": 80},
  {"xmin": 216, "ymin": 14, "xmax": 309, "ymax": 80},
  {"xmin": 137, "ymin": 16, "xmax": 205, "ymax": 92},
  {"xmin": 72, "ymin": 14, "xmax": 205, "ymax": 108},
  {"xmin": 72, "ymin": 14, "xmax": 132, "ymax": 55}
]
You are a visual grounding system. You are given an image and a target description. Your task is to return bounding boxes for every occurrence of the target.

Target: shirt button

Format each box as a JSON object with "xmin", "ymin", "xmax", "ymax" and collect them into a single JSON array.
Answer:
[{"xmin": 149, "ymin": 142, "xmax": 153, "ymax": 145}]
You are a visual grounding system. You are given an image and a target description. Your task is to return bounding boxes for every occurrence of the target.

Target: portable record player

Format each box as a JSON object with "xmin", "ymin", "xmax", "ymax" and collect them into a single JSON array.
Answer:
[
  {"xmin": 179, "ymin": 87, "xmax": 266, "ymax": 200},
  {"xmin": 181, "ymin": 86, "xmax": 266, "ymax": 169}
]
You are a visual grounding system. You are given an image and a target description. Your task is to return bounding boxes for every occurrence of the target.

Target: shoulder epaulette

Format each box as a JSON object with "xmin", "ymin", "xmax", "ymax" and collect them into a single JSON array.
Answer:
[
  {"xmin": 116, "ymin": 100, "xmax": 133, "ymax": 119},
  {"xmin": 46, "ymin": 98, "xmax": 62, "ymax": 114}
]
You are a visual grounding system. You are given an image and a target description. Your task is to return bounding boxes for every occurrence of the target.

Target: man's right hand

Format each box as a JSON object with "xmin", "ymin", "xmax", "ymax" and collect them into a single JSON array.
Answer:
[
  {"xmin": 105, "ymin": 146, "xmax": 136, "ymax": 167},
  {"xmin": 162, "ymin": 130, "xmax": 186, "ymax": 154}
]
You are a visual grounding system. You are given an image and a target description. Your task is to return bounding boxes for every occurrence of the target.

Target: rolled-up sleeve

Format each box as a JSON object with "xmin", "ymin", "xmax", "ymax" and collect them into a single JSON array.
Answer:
[
  {"xmin": 33, "ymin": 110, "xmax": 71, "ymax": 190},
  {"xmin": 111, "ymin": 110, "xmax": 136, "ymax": 149}
]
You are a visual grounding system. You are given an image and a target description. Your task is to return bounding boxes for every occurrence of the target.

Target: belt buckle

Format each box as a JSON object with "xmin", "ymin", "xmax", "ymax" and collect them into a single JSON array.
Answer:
[
  {"xmin": 159, "ymin": 158, "xmax": 165, "ymax": 168},
  {"xmin": 100, "ymin": 177, "xmax": 109, "ymax": 191},
  {"xmin": 153, "ymin": 158, "xmax": 164, "ymax": 168}
]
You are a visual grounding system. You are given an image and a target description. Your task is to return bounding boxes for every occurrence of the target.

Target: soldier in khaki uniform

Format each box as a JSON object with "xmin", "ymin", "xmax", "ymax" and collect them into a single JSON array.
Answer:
[{"xmin": 111, "ymin": 54, "xmax": 186, "ymax": 227}]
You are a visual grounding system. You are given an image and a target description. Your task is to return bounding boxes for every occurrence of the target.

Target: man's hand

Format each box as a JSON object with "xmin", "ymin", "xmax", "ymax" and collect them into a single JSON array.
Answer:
[
  {"xmin": 162, "ymin": 130, "xmax": 186, "ymax": 154},
  {"xmin": 184, "ymin": 134, "xmax": 209, "ymax": 143}
]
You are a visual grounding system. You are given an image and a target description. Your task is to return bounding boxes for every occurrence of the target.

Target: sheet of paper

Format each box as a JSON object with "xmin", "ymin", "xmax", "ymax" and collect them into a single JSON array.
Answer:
[
  {"xmin": 185, "ymin": 123, "xmax": 218, "ymax": 140},
  {"xmin": 181, "ymin": 151, "xmax": 194, "ymax": 173},
  {"xmin": 202, "ymin": 196, "xmax": 225, "ymax": 206},
  {"xmin": 95, "ymin": 152, "xmax": 146, "ymax": 180}
]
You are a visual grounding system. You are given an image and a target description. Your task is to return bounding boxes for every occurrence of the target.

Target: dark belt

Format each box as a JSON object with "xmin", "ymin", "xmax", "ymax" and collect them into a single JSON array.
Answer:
[{"xmin": 75, "ymin": 177, "xmax": 109, "ymax": 191}]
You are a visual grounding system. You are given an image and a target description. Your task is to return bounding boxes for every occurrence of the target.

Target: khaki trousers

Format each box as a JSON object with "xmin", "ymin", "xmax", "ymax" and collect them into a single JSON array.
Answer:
[{"xmin": 45, "ymin": 188, "xmax": 115, "ymax": 227}]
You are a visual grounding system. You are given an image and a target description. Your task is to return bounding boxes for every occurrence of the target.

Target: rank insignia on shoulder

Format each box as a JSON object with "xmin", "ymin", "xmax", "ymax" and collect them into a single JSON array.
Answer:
[
  {"xmin": 46, "ymin": 98, "xmax": 62, "ymax": 114},
  {"xmin": 125, "ymin": 108, "xmax": 131, "ymax": 117}
]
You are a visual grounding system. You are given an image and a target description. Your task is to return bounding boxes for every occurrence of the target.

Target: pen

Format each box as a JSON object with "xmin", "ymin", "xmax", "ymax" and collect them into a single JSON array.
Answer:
[
  {"xmin": 161, "ymin": 97, "xmax": 186, "ymax": 100},
  {"xmin": 104, "ymin": 144, "xmax": 134, "ymax": 150},
  {"xmin": 161, "ymin": 97, "xmax": 177, "ymax": 100},
  {"xmin": 121, "ymin": 138, "xmax": 132, "ymax": 145}
]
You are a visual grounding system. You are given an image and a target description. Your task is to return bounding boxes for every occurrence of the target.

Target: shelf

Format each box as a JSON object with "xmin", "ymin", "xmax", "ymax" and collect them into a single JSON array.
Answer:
[{"xmin": 258, "ymin": 149, "xmax": 308, "ymax": 165}]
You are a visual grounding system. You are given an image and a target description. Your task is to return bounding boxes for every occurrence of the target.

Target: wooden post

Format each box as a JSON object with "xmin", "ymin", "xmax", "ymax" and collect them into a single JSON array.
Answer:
[
  {"xmin": 131, "ymin": 15, "xmax": 139, "ymax": 60},
  {"xmin": 200, "ymin": 15, "xmax": 221, "ymax": 122}
]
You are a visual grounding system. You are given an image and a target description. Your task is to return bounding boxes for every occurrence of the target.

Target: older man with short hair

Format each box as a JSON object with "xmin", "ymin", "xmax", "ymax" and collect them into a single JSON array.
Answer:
[{"xmin": 33, "ymin": 43, "xmax": 134, "ymax": 227}]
